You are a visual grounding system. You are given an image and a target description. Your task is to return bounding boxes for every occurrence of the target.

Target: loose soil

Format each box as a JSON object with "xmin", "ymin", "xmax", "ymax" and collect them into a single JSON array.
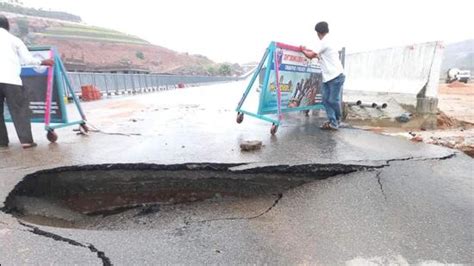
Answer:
[{"xmin": 363, "ymin": 83, "xmax": 474, "ymax": 157}]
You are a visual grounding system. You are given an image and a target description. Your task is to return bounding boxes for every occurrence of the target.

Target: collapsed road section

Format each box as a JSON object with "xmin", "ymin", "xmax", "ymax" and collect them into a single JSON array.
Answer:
[{"xmin": 3, "ymin": 163, "xmax": 373, "ymax": 230}]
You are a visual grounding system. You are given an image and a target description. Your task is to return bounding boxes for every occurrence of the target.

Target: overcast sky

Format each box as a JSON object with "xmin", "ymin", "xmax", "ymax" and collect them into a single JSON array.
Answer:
[{"xmin": 18, "ymin": 0, "xmax": 474, "ymax": 64}]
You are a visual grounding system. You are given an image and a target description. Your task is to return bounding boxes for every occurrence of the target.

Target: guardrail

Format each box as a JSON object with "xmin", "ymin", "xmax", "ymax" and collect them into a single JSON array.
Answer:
[{"xmin": 62, "ymin": 72, "xmax": 240, "ymax": 96}]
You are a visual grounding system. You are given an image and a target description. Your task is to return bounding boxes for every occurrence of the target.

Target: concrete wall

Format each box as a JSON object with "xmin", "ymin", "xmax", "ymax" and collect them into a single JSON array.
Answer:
[{"xmin": 344, "ymin": 41, "xmax": 444, "ymax": 98}]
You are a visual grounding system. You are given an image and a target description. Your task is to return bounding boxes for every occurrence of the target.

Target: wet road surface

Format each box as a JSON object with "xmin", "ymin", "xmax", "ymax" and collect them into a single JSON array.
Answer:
[{"xmin": 0, "ymin": 81, "xmax": 472, "ymax": 264}]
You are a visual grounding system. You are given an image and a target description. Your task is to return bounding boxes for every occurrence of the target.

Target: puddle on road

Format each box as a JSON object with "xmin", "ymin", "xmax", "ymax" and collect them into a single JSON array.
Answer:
[{"xmin": 3, "ymin": 163, "xmax": 364, "ymax": 230}]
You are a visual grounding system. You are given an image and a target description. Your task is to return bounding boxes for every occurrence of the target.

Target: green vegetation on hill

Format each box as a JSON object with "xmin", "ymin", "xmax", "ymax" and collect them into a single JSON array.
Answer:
[
  {"xmin": 41, "ymin": 25, "xmax": 149, "ymax": 44},
  {"xmin": 0, "ymin": 2, "xmax": 82, "ymax": 22},
  {"xmin": 175, "ymin": 62, "xmax": 242, "ymax": 76}
]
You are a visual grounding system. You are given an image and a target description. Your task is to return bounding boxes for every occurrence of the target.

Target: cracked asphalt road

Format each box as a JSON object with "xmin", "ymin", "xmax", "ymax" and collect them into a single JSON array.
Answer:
[{"xmin": 0, "ymin": 81, "xmax": 473, "ymax": 265}]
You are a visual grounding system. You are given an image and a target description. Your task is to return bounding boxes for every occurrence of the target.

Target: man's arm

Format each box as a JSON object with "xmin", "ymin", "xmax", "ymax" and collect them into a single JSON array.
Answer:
[
  {"xmin": 299, "ymin": 46, "xmax": 320, "ymax": 60},
  {"xmin": 14, "ymin": 36, "xmax": 53, "ymax": 66}
]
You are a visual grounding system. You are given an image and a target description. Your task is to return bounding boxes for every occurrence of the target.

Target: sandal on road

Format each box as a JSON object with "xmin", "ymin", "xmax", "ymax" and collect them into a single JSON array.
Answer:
[
  {"xmin": 22, "ymin": 142, "xmax": 37, "ymax": 149},
  {"xmin": 328, "ymin": 124, "xmax": 339, "ymax": 130},
  {"xmin": 320, "ymin": 122, "xmax": 338, "ymax": 130},
  {"xmin": 320, "ymin": 121, "xmax": 331, "ymax": 130}
]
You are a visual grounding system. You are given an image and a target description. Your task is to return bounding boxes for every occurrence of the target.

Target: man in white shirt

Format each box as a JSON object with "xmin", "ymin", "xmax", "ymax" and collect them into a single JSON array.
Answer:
[
  {"xmin": 300, "ymin": 21, "xmax": 345, "ymax": 130},
  {"xmin": 0, "ymin": 15, "xmax": 53, "ymax": 148}
]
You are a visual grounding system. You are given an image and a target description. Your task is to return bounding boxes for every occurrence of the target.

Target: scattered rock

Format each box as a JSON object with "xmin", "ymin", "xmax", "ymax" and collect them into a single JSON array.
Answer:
[
  {"xmin": 425, "ymin": 135, "xmax": 474, "ymax": 157},
  {"xmin": 447, "ymin": 140, "xmax": 456, "ymax": 148},
  {"xmin": 396, "ymin": 113, "xmax": 412, "ymax": 123},
  {"xmin": 462, "ymin": 145, "xmax": 474, "ymax": 157},
  {"xmin": 411, "ymin": 135, "xmax": 423, "ymax": 142},
  {"xmin": 240, "ymin": 140, "xmax": 263, "ymax": 151},
  {"xmin": 455, "ymin": 136, "xmax": 465, "ymax": 144}
]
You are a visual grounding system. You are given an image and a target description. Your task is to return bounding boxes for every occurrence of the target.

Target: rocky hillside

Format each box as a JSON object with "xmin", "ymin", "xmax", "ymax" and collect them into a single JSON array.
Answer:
[{"xmin": 1, "ymin": 5, "xmax": 242, "ymax": 76}]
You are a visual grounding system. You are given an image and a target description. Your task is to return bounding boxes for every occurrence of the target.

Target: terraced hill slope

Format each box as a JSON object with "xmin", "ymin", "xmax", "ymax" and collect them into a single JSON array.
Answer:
[{"xmin": 2, "ymin": 7, "xmax": 241, "ymax": 75}]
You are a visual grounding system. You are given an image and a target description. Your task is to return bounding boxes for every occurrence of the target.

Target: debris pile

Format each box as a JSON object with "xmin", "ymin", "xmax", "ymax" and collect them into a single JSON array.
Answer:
[
  {"xmin": 427, "ymin": 136, "xmax": 474, "ymax": 157},
  {"xmin": 447, "ymin": 81, "xmax": 468, "ymax": 88}
]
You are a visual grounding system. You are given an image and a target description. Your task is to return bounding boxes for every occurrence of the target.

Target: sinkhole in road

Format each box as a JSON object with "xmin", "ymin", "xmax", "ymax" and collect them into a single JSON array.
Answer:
[{"xmin": 4, "ymin": 163, "xmax": 366, "ymax": 230}]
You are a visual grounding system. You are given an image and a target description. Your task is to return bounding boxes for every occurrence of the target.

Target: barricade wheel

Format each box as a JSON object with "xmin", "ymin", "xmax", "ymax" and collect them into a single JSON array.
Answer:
[
  {"xmin": 79, "ymin": 123, "xmax": 90, "ymax": 134},
  {"xmin": 47, "ymin": 130, "xmax": 58, "ymax": 143},
  {"xmin": 270, "ymin": 124, "xmax": 278, "ymax": 135},
  {"xmin": 236, "ymin": 113, "xmax": 244, "ymax": 124}
]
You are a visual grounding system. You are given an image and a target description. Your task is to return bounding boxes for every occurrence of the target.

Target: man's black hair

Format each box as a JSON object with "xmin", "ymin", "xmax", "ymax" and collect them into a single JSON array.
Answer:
[
  {"xmin": 315, "ymin": 21, "xmax": 329, "ymax": 34},
  {"xmin": 0, "ymin": 14, "xmax": 10, "ymax": 31}
]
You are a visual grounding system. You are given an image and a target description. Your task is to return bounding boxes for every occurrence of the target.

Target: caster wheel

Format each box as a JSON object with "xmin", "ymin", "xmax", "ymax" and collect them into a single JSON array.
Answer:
[
  {"xmin": 79, "ymin": 123, "xmax": 90, "ymax": 134},
  {"xmin": 236, "ymin": 113, "xmax": 244, "ymax": 124},
  {"xmin": 270, "ymin": 124, "xmax": 278, "ymax": 135},
  {"xmin": 47, "ymin": 130, "xmax": 58, "ymax": 143}
]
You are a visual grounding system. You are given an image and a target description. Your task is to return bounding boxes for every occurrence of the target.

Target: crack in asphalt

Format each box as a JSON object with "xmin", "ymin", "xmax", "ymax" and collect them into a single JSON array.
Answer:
[
  {"xmin": 416, "ymin": 153, "xmax": 456, "ymax": 161},
  {"xmin": 384, "ymin": 153, "xmax": 456, "ymax": 165},
  {"xmin": 385, "ymin": 156, "xmax": 415, "ymax": 165},
  {"xmin": 340, "ymin": 152, "xmax": 456, "ymax": 169},
  {"xmin": 361, "ymin": 152, "xmax": 457, "ymax": 170},
  {"xmin": 181, "ymin": 193, "xmax": 283, "ymax": 228},
  {"xmin": 375, "ymin": 171, "xmax": 387, "ymax": 201},
  {"xmin": 177, "ymin": 152, "xmax": 457, "ymax": 229},
  {"xmin": 370, "ymin": 153, "xmax": 456, "ymax": 201},
  {"xmin": 203, "ymin": 193, "xmax": 283, "ymax": 222},
  {"xmin": 18, "ymin": 221, "xmax": 112, "ymax": 266},
  {"xmin": 1, "ymin": 152, "xmax": 458, "ymax": 255}
]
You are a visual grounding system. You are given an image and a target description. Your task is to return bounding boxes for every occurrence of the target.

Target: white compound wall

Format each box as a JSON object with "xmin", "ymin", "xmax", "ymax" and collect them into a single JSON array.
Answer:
[{"xmin": 344, "ymin": 41, "xmax": 444, "ymax": 99}]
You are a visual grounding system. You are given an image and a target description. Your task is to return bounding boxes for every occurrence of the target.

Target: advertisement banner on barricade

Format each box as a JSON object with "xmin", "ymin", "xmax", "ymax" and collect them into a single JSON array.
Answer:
[
  {"xmin": 259, "ymin": 47, "xmax": 322, "ymax": 114},
  {"xmin": 4, "ymin": 48, "xmax": 65, "ymax": 123},
  {"xmin": 235, "ymin": 41, "xmax": 324, "ymax": 134},
  {"xmin": 4, "ymin": 47, "xmax": 88, "ymax": 142}
]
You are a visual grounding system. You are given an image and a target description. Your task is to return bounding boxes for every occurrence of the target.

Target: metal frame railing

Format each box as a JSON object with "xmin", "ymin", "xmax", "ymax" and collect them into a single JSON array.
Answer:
[{"xmin": 62, "ymin": 72, "xmax": 240, "ymax": 96}]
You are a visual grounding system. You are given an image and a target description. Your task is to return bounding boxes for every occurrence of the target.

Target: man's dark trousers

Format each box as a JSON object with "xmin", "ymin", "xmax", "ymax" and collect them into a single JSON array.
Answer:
[{"xmin": 0, "ymin": 83, "xmax": 34, "ymax": 146}]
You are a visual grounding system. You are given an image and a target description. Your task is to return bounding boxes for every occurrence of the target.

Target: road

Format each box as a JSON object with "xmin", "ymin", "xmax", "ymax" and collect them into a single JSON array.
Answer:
[{"xmin": 0, "ymin": 81, "xmax": 472, "ymax": 265}]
